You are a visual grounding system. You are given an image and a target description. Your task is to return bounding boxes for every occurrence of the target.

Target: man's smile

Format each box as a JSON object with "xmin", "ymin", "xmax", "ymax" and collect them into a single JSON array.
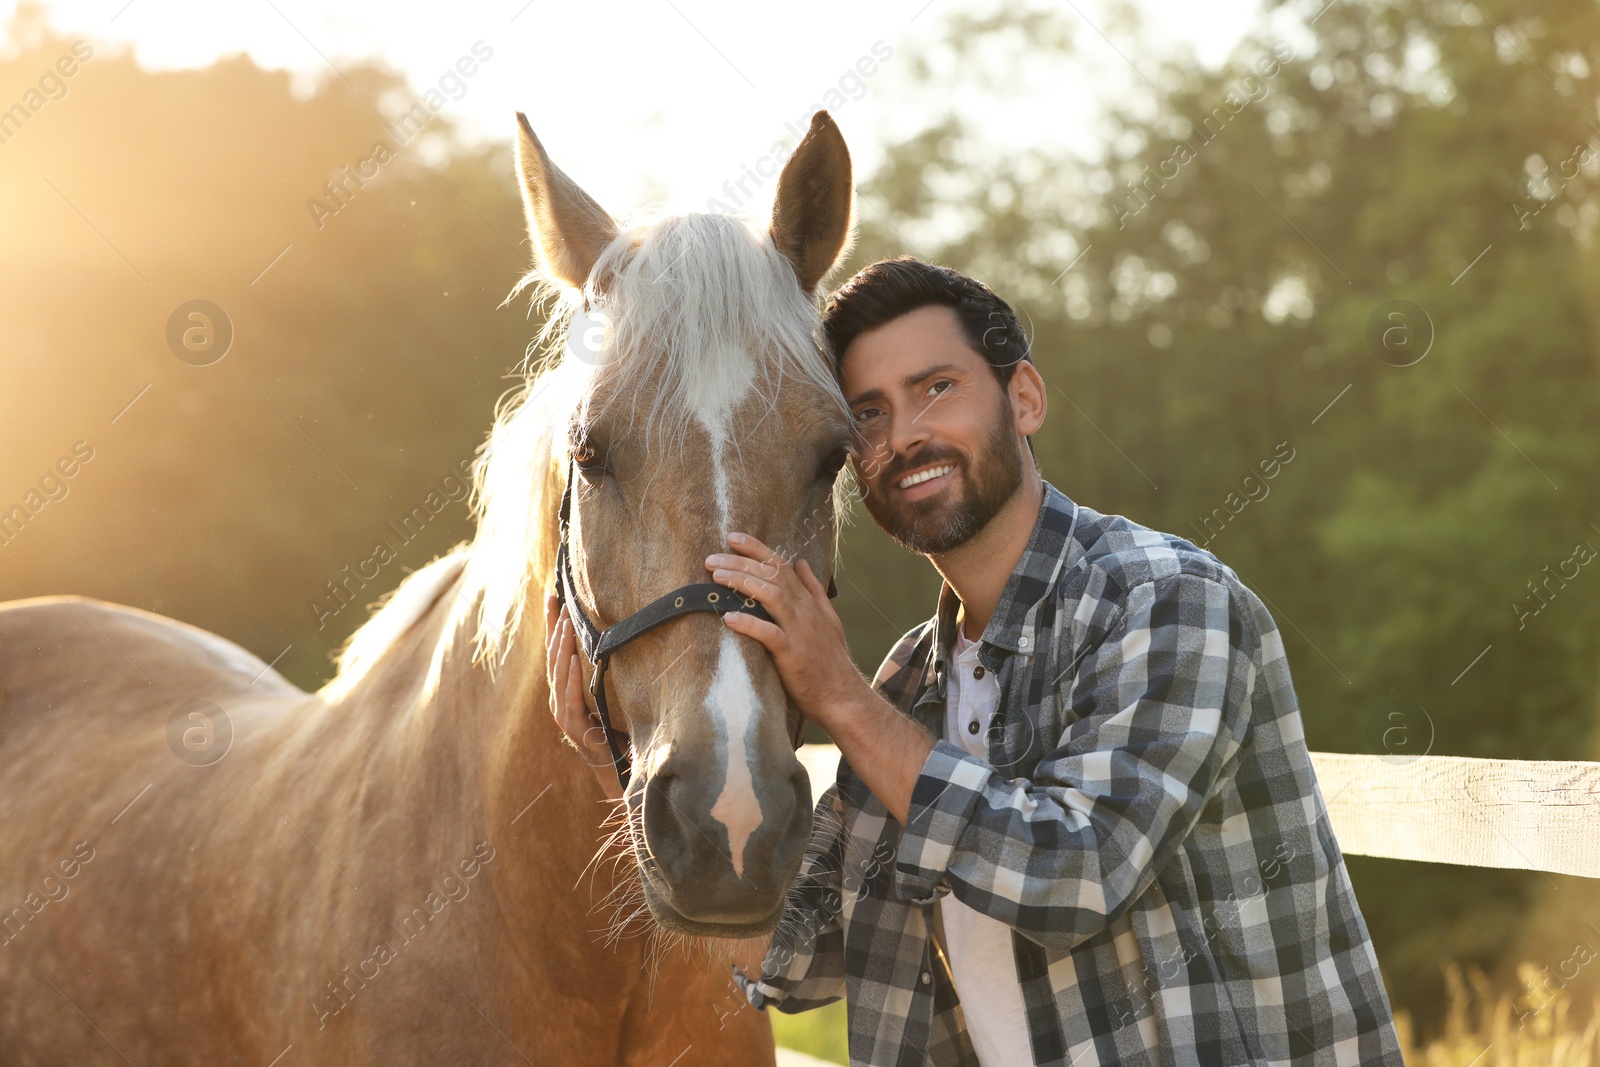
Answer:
[{"xmin": 894, "ymin": 462, "xmax": 957, "ymax": 499}]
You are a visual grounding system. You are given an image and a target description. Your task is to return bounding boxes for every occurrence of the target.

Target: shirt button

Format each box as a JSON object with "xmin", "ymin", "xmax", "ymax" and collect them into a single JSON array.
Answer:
[
  {"xmin": 1018, "ymin": 636, "xmax": 1029, "ymax": 648},
  {"xmin": 972, "ymin": 664, "xmax": 985, "ymax": 679},
  {"xmin": 921, "ymin": 971, "xmax": 931, "ymax": 985},
  {"xmin": 967, "ymin": 719, "xmax": 980, "ymax": 735}
]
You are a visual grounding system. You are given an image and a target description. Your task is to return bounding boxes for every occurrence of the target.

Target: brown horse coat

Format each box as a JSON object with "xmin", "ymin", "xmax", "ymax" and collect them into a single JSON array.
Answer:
[
  {"xmin": 0, "ymin": 109, "xmax": 858, "ymax": 1066},
  {"xmin": 0, "ymin": 548, "xmax": 772, "ymax": 1064}
]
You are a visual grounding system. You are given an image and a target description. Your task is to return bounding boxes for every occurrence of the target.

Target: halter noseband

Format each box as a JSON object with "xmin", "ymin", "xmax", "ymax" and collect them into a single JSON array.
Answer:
[{"xmin": 552, "ymin": 457, "xmax": 839, "ymax": 793}]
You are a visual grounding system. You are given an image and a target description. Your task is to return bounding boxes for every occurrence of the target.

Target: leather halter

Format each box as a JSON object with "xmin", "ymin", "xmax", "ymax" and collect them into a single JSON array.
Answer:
[{"xmin": 553, "ymin": 457, "xmax": 838, "ymax": 793}]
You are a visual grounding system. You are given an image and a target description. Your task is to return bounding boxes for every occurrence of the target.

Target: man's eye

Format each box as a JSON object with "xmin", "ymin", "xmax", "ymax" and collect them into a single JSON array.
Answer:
[
  {"xmin": 853, "ymin": 408, "xmax": 881, "ymax": 423},
  {"xmin": 928, "ymin": 379, "xmax": 953, "ymax": 396}
]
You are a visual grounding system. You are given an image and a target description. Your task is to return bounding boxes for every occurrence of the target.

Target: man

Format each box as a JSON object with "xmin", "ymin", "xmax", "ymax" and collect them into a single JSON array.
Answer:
[{"xmin": 549, "ymin": 256, "xmax": 1404, "ymax": 1066}]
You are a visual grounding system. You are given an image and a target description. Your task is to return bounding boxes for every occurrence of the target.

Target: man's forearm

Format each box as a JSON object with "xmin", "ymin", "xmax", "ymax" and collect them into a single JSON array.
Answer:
[{"xmin": 821, "ymin": 681, "xmax": 936, "ymax": 827}]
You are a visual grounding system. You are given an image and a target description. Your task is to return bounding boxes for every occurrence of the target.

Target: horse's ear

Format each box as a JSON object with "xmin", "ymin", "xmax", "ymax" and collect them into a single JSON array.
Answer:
[
  {"xmin": 769, "ymin": 111, "xmax": 855, "ymax": 295},
  {"xmin": 516, "ymin": 113, "xmax": 621, "ymax": 290}
]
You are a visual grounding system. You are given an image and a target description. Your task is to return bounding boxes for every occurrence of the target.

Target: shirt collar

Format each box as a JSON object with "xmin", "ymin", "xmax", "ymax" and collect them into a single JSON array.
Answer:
[{"xmin": 915, "ymin": 481, "xmax": 1081, "ymax": 705}]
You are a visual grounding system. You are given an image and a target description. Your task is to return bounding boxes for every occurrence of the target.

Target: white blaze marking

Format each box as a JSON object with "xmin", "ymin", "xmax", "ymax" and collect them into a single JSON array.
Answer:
[
  {"xmin": 706, "ymin": 630, "xmax": 762, "ymax": 877},
  {"xmin": 693, "ymin": 349, "xmax": 762, "ymax": 878}
]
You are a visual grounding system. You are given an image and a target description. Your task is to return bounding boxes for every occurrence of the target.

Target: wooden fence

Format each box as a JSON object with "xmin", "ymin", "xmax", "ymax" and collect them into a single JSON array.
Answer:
[{"xmin": 795, "ymin": 746, "xmax": 1600, "ymax": 879}]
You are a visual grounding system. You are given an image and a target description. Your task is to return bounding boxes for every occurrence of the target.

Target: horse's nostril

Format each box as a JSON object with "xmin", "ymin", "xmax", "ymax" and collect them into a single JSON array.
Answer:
[
  {"xmin": 641, "ymin": 771, "xmax": 696, "ymax": 881},
  {"xmin": 645, "ymin": 770, "xmax": 680, "ymax": 811}
]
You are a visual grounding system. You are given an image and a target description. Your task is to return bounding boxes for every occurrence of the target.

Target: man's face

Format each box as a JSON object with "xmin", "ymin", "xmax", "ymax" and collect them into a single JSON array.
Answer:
[{"xmin": 839, "ymin": 304, "xmax": 1026, "ymax": 554}]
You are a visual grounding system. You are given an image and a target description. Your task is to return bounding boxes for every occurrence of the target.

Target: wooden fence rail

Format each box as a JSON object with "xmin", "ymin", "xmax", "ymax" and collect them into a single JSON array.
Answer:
[{"xmin": 794, "ymin": 746, "xmax": 1600, "ymax": 879}]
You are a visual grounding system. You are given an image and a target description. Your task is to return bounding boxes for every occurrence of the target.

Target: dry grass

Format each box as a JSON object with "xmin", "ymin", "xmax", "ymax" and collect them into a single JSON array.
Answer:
[
  {"xmin": 1401, "ymin": 963, "xmax": 1600, "ymax": 1067},
  {"xmin": 774, "ymin": 962, "xmax": 1600, "ymax": 1066}
]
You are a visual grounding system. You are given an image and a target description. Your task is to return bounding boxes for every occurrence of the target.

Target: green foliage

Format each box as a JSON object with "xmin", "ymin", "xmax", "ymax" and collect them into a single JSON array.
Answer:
[
  {"xmin": 5, "ymin": 0, "xmax": 1599, "ymax": 1040},
  {"xmin": 0, "ymin": 7, "xmax": 530, "ymax": 686},
  {"xmin": 772, "ymin": 1001, "xmax": 849, "ymax": 1064},
  {"xmin": 834, "ymin": 0, "xmax": 1600, "ymax": 1033}
]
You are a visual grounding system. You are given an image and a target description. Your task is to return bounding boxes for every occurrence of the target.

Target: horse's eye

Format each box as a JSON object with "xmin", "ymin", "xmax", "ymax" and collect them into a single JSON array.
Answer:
[
  {"xmin": 574, "ymin": 442, "xmax": 608, "ymax": 478},
  {"xmin": 815, "ymin": 447, "xmax": 848, "ymax": 484}
]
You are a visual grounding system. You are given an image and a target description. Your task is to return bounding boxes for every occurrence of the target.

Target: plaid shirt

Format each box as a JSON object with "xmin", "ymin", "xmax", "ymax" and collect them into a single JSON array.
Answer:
[{"xmin": 732, "ymin": 482, "xmax": 1403, "ymax": 1066}]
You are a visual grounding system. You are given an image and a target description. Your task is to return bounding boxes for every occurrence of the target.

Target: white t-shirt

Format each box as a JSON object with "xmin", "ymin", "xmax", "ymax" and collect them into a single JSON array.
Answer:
[{"xmin": 935, "ymin": 623, "xmax": 1037, "ymax": 1066}]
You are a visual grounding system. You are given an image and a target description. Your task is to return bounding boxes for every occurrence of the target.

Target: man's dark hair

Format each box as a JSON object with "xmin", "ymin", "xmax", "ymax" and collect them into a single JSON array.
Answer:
[
  {"xmin": 822, "ymin": 256, "xmax": 1032, "ymax": 384},
  {"xmin": 822, "ymin": 256, "xmax": 1035, "ymax": 456}
]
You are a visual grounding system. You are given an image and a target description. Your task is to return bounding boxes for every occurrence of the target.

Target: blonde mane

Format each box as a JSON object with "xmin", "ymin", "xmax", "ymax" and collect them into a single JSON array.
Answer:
[{"xmin": 328, "ymin": 206, "xmax": 854, "ymax": 687}]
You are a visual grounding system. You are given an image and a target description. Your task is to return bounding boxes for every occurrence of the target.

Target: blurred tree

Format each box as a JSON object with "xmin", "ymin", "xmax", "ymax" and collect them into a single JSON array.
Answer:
[
  {"xmin": 5, "ymin": 0, "xmax": 1600, "ymax": 1037},
  {"xmin": 0, "ymin": 4, "xmax": 531, "ymax": 686},
  {"xmin": 831, "ymin": 0, "xmax": 1600, "ymax": 1033}
]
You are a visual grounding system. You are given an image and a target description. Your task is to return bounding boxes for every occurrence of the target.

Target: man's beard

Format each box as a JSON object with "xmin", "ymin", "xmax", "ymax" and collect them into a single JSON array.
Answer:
[{"xmin": 860, "ymin": 398, "xmax": 1025, "ymax": 556}]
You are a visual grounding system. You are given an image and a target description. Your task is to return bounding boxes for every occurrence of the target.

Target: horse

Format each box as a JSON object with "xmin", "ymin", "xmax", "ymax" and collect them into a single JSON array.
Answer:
[{"xmin": 0, "ymin": 109, "xmax": 857, "ymax": 1066}]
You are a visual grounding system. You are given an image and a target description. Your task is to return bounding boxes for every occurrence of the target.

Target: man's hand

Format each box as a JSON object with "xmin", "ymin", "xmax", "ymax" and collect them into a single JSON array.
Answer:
[
  {"xmin": 544, "ymin": 592, "xmax": 625, "ymax": 802},
  {"xmin": 708, "ymin": 533, "xmax": 936, "ymax": 826},
  {"xmin": 705, "ymin": 533, "xmax": 870, "ymax": 732}
]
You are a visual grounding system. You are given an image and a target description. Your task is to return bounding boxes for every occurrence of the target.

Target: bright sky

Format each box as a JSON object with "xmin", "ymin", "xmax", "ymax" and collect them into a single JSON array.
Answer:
[{"xmin": 5, "ymin": 0, "xmax": 1284, "ymax": 212}]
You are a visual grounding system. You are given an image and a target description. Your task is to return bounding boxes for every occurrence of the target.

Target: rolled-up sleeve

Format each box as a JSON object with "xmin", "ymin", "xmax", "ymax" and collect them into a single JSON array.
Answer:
[
  {"xmin": 892, "ymin": 573, "xmax": 1254, "ymax": 953},
  {"xmin": 732, "ymin": 779, "xmax": 849, "ymax": 1013}
]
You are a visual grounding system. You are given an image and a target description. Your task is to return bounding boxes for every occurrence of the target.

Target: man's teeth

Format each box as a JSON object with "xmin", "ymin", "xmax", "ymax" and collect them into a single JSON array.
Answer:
[{"xmin": 898, "ymin": 464, "xmax": 954, "ymax": 490}]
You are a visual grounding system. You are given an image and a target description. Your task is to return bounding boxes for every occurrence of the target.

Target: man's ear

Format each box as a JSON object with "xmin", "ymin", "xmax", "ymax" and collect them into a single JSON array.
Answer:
[
  {"xmin": 1009, "ymin": 361, "xmax": 1047, "ymax": 439},
  {"xmin": 769, "ymin": 111, "xmax": 855, "ymax": 294},
  {"xmin": 515, "ymin": 113, "xmax": 621, "ymax": 290}
]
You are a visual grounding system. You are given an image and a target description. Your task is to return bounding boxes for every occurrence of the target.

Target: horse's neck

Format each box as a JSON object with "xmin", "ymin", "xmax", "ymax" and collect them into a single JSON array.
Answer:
[
  {"xmin": 319, "ymin": 548, "xmax": 661, "ymax": 956},
  {"xmin": 312, "ymin": 484, "xmax": 768, "ymax": 1055},
  {"xmin": 324, "ymin": 550, "xmax": 604, "ymax": 830}
]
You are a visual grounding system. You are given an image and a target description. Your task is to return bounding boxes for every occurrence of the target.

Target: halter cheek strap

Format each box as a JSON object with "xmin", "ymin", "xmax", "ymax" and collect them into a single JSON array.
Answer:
[{"xmin": 553, "ymin": 458, "xmax": 839, "ymax": 793}]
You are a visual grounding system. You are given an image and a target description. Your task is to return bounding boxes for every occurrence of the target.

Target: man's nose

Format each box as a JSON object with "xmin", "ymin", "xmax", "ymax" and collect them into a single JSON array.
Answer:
[{"xmin": 885, "ymin": 410, "xmax": 931, "ymax": 468}]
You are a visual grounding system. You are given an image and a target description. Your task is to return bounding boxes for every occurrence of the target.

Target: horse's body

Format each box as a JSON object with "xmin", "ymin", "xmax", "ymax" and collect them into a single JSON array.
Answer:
[
  {"xmin": 0, "ymin": 557, "xmax": 754, "ymax": 1065},
  {"xmin": 0, "ymin": 112, "xmax": 856, "ymax": 1065}
]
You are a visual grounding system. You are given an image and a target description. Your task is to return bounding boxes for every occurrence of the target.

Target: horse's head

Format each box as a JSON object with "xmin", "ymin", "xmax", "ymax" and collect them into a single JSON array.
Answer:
[{"xmin": 516, "ymin": 112, "xmax": 855, "ymax": 937}]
